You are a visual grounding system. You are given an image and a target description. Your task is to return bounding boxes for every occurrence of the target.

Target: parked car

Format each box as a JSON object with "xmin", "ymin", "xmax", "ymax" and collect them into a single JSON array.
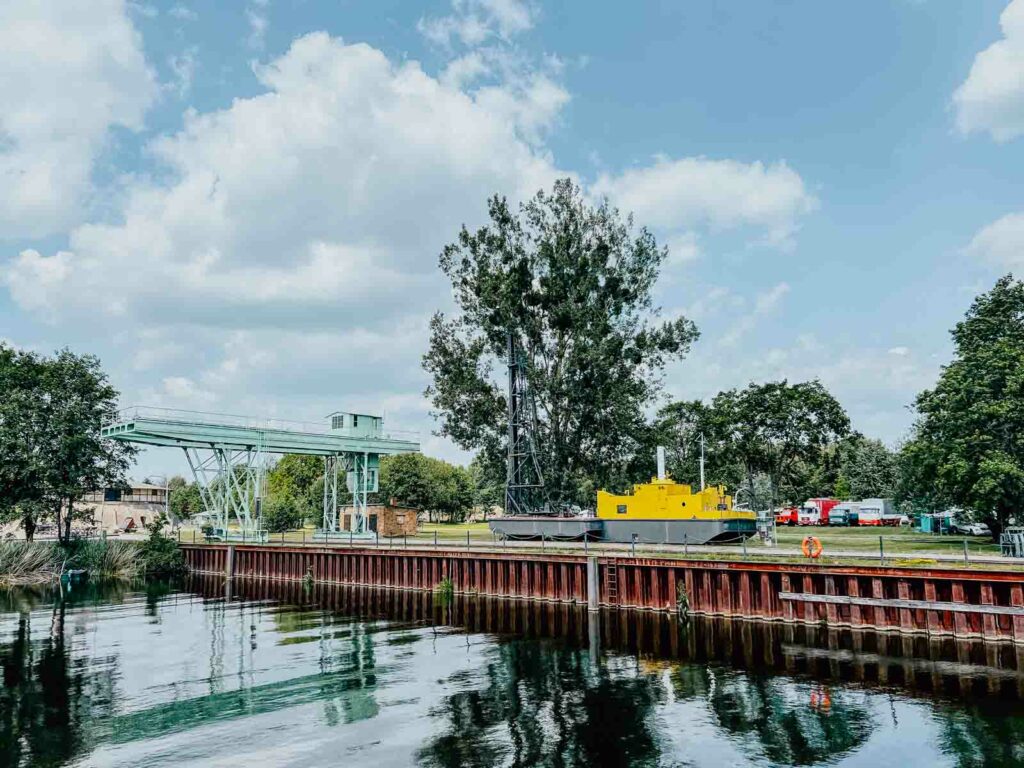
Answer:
[{"xmin": 952, "ymin": 521, "xmax": 991, "ymax": 537}]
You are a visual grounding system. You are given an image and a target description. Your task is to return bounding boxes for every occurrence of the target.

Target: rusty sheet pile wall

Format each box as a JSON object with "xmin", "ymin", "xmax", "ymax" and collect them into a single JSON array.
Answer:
[{"xmin": 182, "ymin": 544, "xmax": 1024, "ymax": 643}]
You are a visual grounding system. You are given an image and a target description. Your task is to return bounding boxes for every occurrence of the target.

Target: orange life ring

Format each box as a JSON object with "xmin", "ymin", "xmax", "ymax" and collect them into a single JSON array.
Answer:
[{"xmin": 802, "ymin": 536, "xmax": 823, "ymax": 559}]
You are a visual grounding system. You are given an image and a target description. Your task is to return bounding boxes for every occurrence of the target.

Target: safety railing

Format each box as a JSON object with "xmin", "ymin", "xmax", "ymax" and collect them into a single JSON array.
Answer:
[{"xmin": 105, "ymin": 405, "xmax": 420, "ymax": 441}]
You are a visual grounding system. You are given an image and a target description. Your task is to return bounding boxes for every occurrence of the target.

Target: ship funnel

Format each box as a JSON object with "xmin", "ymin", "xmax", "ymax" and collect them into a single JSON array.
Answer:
[{"xmin": 656, "ymin": 446, "xmax": 666, "ymax": 480}]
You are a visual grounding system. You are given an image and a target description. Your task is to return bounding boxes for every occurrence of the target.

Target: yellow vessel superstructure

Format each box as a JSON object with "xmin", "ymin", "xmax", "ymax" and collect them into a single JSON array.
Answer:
[
  {"xmin": 596, "ymin": 477, "xmax": 757, "ymax": 544},
  {"xmin": 488, "ymin": 448, "xmax": 758, "ymax": 544}
]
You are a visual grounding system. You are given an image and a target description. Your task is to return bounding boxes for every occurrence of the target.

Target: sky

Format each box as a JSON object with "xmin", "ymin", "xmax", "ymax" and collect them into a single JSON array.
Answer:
[{"xmin": 2, "ymin": 0, "xmax": 1024, "ymax": 480}]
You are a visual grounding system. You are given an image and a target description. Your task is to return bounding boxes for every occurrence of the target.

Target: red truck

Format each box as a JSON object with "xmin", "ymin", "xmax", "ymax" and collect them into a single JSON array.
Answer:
[
  {"xmin": 775, "ymin": 507, "xmax": 800, "ymax": 526},
  {"xmin": 798, "ymin": 498, "xmax": 840, "ymax": 526}
]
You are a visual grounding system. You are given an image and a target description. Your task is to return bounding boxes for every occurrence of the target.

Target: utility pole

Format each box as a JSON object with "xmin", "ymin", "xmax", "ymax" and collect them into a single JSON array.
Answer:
[{"xmin": 699, "ymin": 432, "xmax": 706, "ymax": 492}]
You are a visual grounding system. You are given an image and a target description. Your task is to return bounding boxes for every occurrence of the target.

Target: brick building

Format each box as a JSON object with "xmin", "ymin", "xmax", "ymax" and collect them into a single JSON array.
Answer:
[{"xmin": 340, "ymin": 503, "xmax": 419, "ymax": 537}]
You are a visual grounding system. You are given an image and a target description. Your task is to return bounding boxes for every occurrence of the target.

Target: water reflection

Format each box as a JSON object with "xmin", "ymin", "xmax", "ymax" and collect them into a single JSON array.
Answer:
[{"xmin": 0, "ymin": 577, "xmax": 1022, "ymax": 767}]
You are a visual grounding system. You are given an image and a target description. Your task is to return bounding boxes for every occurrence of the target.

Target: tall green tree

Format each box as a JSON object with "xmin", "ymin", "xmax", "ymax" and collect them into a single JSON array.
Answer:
[
  {"xmin": 653, "ymin": 399, "xmax": 744, "ymax": 490},
  {"xmin": 902, "ymin": 275, "xmax": 1024, "ymax": 534},
  {"xmin": 38, "ymin": 349, "xmax": 137, "ymax": 544},
  {"xmin": 658, "ymin": 381, "xmax": 850, "ymax": 510},
  {"xmin": 168, "ymin": 479, "xmax": 205, "ymax": 523},
  {"xmin": 424, "ymin": 179, "xmax": 699, "ymax": 506},
  {"xmin": 834, "ymin": 435, "xmax": 899, "ymax": 500},
  {"xmin": 0, "ymin": 346, "xmax": 133, "ymax": 542},
  {"xmin": 266, "ymin": 454, "xmax": 324, "ymax": 519},
  {"xmin": 0, "ymin": 346, "xmax": 47, "ymax": 538},
  {"xmin": 379, "ymin": 453, "xmax": 475, "ymax": 523}
]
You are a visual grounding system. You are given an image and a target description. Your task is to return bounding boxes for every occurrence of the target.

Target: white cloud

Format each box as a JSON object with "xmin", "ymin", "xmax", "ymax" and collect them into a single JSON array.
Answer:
[
  {"xmin": 720, "ymin": 282, "xmax": 790, "ymax": 347},
  {"xmin": 246, "ymin": 2, "xmax": 269, "ymax": 50},
  {"xmin": 128, "ymin": 2, "xmax": 158, "ymax": 18},
  {"xmin": 953, "ymin": 0, "xmax": 1024, "ymax": 141},
  {"xmin": 168, "ymin": 47, "xmax": 198, "ymax": 98},
  {"xmin": 419, "ymin": 0, "xmax": 535, "ymax": 48},
  {"xmin": 0, "ymin": 0, "xmax": 156, "ymax": 238},
  {"xmin": 888, "ymin": 346, "xmax": 910, "ymax": 357},
  {"xmin": 670, "ymin": 335, "xmax": 939, "ymax": 445},
  {"xmin": 3, "ymin": 249, "xmax": 74, "ymax": 321},
  {"xmin": 592, "ymin": 155, "xmax": 817, "ymax": 251},
  {"xmin": 1, "ymin": 32, "xmax": 569, "ymax": 437},
  {"xmin": 1, "ymin": 25, "xmax": 819, "ymax": 461},
  {"xmin": 169, "ymin": 4, "xmax": 197, "ymax": 22},
  {"xmin": 966, "ymin": 211, "xmax": 1024, "ymax": 269},
  {"xmin": 754, "ymin": 282, "xmax": 790, "ymax": 313},
  {"xmin": 665, "ymin": 232, "xmax": 700, "ymax": 265},
  {"xmin": 158, "ymin": 376, "xmax": 215, "ymax": 405}
]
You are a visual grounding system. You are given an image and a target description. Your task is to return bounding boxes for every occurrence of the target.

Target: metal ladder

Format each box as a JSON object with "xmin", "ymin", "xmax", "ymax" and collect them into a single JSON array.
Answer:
[{"xmin": 604, "ymin": 563, "xmax": 618, "ymax": 604}]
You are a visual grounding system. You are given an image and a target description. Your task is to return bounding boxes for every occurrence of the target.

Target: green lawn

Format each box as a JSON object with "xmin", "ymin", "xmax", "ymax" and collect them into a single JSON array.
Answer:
[
  {"xmin": 416, "ymin": 522, "xmax": 491, "ymax": 539},
  {"xmin": 769, "ymin": 525, "xmax": 999, "ymax": 555}
]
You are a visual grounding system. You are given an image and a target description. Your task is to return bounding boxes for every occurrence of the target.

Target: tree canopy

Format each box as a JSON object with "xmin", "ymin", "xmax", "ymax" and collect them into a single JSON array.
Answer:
[
  {"xmin": 656, "ymin": 380, "xmax": 851, "ymax": 509},
  {"xmin": 379, "ymin": 453, "xmax": 475, "ymax": 523},
  {"xmin": 0, "ymin": 346, "xmax": 135, "ymax": 542},
  {"xmin": 902, "ymin": 275, "xmax": 1024, "ymax": 532},
  {"xmin": 424, "ymin": 178, "xmax": 699, "ymax": 506}
]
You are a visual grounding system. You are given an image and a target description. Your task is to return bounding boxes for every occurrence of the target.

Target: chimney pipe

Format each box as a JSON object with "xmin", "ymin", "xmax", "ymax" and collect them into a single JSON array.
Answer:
[{"xmin": 656, "ymin": 446, "xmax": 666, "ymax": 480}]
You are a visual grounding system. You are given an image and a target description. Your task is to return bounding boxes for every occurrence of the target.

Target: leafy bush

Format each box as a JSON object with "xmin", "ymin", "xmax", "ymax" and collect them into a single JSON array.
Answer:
[
  {"xmin": 138, "ymin": 513, "xmax": 188, "ymax": 576},
  {"xmin": 262, "ymin": 494, "xmax": 306, "ymax": 532}
]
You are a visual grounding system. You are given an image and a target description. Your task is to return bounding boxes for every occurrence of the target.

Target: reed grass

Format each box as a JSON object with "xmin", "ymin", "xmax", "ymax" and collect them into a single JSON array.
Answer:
[
  {"xmin": 0, "ymin": 539, "xmax": 146, "ymax": 584},
  {"xmin": 73, "ymin": 539, "xmax": 142, "ymax": 578},
  {"xmin": 0, "ymin": 541, "xmax": 61, "ymax": 585}
]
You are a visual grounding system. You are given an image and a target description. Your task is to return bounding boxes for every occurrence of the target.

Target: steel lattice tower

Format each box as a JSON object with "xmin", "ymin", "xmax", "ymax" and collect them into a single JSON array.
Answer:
[{"xmin": 505, "ymin": 331, "xmax": 545, "ymax": 515}]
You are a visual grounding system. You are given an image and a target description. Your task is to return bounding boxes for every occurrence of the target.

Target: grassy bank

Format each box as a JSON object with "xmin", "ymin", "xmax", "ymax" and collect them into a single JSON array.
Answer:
[{"xmin": 0, "ymin": 537, "xmax": 184, "ymax": 586}]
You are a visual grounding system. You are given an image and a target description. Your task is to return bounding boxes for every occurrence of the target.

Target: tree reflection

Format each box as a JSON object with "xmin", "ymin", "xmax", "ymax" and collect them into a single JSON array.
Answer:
[
  {"xmin": 417, "ymin": 639, "xmax": 665, "ymax": 768},
  {"xmin": 937, "ymin": 705, "xmax": 1024, "ymax": 767},
  {"xmin": 0, "ymin": 591, "xmax": 115, "ymax": 767},
  {"xmin": 670, "ymin": 666, "xmax": 873, "ymax": 765}
]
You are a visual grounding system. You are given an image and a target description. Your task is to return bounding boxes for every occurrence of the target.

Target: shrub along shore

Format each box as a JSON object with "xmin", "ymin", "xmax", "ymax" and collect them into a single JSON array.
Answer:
[{"xmin": 0, "ymin": 525, "xmax": 187, "ymax": 586}]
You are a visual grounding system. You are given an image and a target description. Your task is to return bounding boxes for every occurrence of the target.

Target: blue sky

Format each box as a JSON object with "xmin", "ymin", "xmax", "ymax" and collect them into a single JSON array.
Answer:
[{"xmin": 2, "ymin": 0, "xmax": 1024, "ymax": 480}]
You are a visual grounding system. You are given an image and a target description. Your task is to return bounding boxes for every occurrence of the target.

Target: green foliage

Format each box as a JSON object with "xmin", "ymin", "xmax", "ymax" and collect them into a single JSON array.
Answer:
[
  {"xmin": 0, "ymin": 345, "xmax": 135, "ymax": 543},
  {"xmin": 379, "ymin": 453, "xmax": 474, "ymax": 523},
  {"xmin": 901, "ymin": 275, "xmax": 1024, "ymax": 533},
  {"xmin": 262, "ymin": 494, "xmax": 306, "ymax": 532},
  {"xmin": 834, "ymin": 436, "xmax": 899, "ymax": 499},
  {"xmin": 656, "ymin": 381, "xmax": 850, "ymax": 508},
  {"xmin": 468, "ymin": 454, "xmax": 503, "ymax": 512},
  {"xmin": 138, "ymin": 513, "xmax": 187, "ymax": 576},
  {"xmin": 169, "ymin": 481, "xmax": 205, "ymax": 522},
  {"xmin": 264, "ymin": 454, "xmax": 327, "ymax": 528},
  {"xmin": 434, "ymin": 576, "xmax": 454, "ymax": 604},
  {"xmin": 424, "ymin": 178, "xmax": 699, "ymax": 506},
  {"xmin": 267, "ymin": 454, "xmax": 324, "ymax": 516},
  {"xmin": 833, "ymin": 474, "xmax": 852, "ymax": 500}
]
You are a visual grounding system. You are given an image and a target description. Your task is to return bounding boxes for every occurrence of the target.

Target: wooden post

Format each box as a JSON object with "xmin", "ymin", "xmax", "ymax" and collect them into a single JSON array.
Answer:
[{"xmin": 225, "ymin": 545, "xmax": 235, "ymax": 579}]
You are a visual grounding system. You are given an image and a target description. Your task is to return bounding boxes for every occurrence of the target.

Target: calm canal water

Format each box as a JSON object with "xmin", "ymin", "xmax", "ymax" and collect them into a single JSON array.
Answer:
[{"xmin": 1, "ymin": 577, "xmax": 1023, "ymax": 768}]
